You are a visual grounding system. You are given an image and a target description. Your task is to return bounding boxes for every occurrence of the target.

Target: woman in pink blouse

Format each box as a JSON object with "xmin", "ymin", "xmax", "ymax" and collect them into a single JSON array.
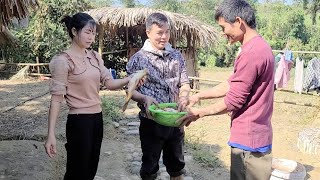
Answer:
[{"xmin": 44, "ymin": 13, "xmax": 134, "ymax": 180}]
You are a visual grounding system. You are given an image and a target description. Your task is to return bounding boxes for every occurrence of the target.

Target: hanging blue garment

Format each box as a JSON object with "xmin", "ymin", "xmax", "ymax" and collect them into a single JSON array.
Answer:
[{"xmin": 284, "ymin": 50, "xmax": 293, "ymax": 61}]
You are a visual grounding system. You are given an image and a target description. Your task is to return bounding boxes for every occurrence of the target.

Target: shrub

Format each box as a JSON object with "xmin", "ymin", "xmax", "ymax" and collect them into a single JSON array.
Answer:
[{"xmin": 101, "ymin": 95, "xmax": 123, "ymax": 124}]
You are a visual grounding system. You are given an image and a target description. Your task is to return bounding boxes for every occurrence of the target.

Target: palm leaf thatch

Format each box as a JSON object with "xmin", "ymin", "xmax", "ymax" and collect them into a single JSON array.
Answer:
[
  {"xmin": 0, "ymin": 0, "xmax": 38, "ymax": 45},
  {"xmin": 0, "ymin": 26, "xmax": 16, "ymax": 45},
  {"xmin": 87, "ymin": 7, "xmax": 219, "ymax": 48}
]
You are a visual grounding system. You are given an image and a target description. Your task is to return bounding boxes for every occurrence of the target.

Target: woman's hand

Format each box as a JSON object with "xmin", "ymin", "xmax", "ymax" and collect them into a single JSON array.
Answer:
[
  {"xmin": 44, "ymin": 135, "xmax": 57, "ymax": 158},
  {"xmin": 176, "ymin": 107, "xmax": 201, "ymax": 127},
  {"xmin": 188, "ymin": 94, "xmax": 200, "ymax": 107}
]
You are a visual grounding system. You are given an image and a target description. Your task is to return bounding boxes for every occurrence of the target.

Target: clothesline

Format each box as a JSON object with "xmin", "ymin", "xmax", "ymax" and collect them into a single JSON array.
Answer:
[{"xmin": 272, "ymin": 50, "xmax": 320, "ymax": 54}]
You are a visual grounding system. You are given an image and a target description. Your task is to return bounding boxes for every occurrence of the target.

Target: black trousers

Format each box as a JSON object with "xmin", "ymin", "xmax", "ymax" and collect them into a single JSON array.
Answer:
[
  {"xmin": 64, "ymin": 112, "xmax": 103, "ymax": 180},
  {"xmin": 139, "ymin": 114, "xmax": 185, "ymax": 179}
]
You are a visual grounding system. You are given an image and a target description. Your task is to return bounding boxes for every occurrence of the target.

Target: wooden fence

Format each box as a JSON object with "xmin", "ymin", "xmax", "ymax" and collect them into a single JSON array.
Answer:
[{"xmin": 0, "ymin": 61, "xmax": 50, "ymax": 77}]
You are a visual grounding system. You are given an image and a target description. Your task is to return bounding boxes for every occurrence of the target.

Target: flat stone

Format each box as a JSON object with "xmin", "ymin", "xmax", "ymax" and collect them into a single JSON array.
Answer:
[
  {"xmin": 128, "ymin": 127, "xmax": 139, "ymax": 130},
  {"xmin": 120, "ymin": 128, "xmax": 127, "ymax": 133},
  {"xmin": 127, "ymin": 122, "xmax": 140, "ymax": 126},
  {"xmin": 131, "ymin": 161, "xmax": 141, "ymax": 166},
  {"xmin": 112, "ymin": 122, "xmax": 120, "ymax": 128},
  {"xmin": 130, "ymin": 166, "xmax": 140, "ymax": 175},
  {"xmin": 94, "ymin": 176, "xmax": 106, "ymax": 180},
  {"xmin": 184, "ymin": 155, "xmax": 193, "ymax": 162},
  {"xmin": 103, "ymin": 151, "xmax": 112, "ymax": 156},
  {"xmin": 119, "ymin": 120, "xmax": 128, "ymax": 126},
  {"xmin": 124, "ymin": 115, "xmax": 138, "ymax": 119},
  {"xmin": 184, "ymin": 177, "xmax": 194, "ymax": 180},
  {"xmin": 125, "ymin": 130, "xmax": 139, "ymax": 135}
]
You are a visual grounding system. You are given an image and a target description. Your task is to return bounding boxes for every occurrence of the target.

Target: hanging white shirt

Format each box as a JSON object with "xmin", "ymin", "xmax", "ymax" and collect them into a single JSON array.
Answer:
[{"xmin": 294, "ymin": 57, "xmax": 304, "ymax": 94}]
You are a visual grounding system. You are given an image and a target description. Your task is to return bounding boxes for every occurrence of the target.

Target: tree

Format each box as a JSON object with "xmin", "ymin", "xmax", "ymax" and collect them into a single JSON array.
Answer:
[
  {"xmin": 303, "ymin": 0, "xmax": 320, "ymax": 25},
  {"xmin": 151, "ymin": 0, "xmax": 181, "ymax": 12},
  {"xmin": 91, "ymin": 0, "xmax": 113, "ymax": 7},
  {"xmin": 3, "ymin": 0, "xmax": 92, "ymax": 63},
  {"xmin": 179, "ymin": 0, "xmax": 218, "ymax": 25},
  {"xmin": 121, "ymin": 0, "xmax": 135, "ymax": 7}
]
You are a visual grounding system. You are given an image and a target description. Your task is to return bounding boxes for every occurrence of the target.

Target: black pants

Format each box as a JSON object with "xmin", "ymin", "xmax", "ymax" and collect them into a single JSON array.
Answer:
[
  {"xmin": 64, "ymin": 112, "xmax": 103, "ymax": 180},
  {"xmin": 139, "ymin": 114, "xmax": 185, "ymax": 179}
]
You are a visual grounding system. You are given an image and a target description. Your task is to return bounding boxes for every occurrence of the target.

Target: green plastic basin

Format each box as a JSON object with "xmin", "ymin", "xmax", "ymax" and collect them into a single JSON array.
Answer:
[{"xmin": 148, "ymin": 103, "xmax": 187, "ymax": 127}]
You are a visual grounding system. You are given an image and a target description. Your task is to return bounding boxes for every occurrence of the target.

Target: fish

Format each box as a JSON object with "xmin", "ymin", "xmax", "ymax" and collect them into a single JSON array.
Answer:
[{"xmin": 122, "ymin": 69, "xmax": 148, "ymax": 112}]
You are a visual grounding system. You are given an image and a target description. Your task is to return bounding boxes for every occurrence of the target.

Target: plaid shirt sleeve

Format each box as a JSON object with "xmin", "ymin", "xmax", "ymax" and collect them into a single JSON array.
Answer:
[{"xmin": 126, "ymin": 52, "xmax": 143, "ymax": 75}]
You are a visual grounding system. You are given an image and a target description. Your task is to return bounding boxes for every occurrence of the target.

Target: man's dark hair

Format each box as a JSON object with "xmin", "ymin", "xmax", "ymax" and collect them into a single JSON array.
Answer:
[
  {"xmin": 215, "ymin": 0, "xmax": 256, "ymax": 28},
  {"xmin": 146, "ymin": 12, "xmax": 170, "ymax": 30}
]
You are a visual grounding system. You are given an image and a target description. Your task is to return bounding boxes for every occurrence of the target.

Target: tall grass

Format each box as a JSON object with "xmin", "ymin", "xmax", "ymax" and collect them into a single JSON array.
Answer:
[
  {"xmin": 185, "ymin": 127, "xmax": 224, "ymax": 169},
  {"xmin": 101, "ymin": 95, "xmax": 123, "ymax": 124}
]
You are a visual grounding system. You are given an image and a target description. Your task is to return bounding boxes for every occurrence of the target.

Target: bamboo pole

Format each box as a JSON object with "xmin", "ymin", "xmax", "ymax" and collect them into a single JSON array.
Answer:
[
  {"xmin": 274, "ymin": 99, "xmax": 319, "ymax": 107},
  {"xmin": 272, "ymin": 50, "xmax": 320, "ymax": 54},
  {"xmin": 36, "ymin": 56, "xmax": 40, "ymax": 74},
  {"xmin": 98, "ymin": 26, "xmax": 104, "ymax": 56},
  {"xmin": 0, "ymin": 63, "xmax": 49, "ymax": 66},
  {"xmin": 188, "ymin": 76, "xmax": 223, "ymax": 83},
  {"xmin": 29, "ymin": 73, "xmax": 51, "ymax": 76},
  {"xmin": 126, "ymin": 26, "xmax": 129, "ymax": 60},
  {"xmin": 102, "ymin": 49, "xmax": 127, "ymax": 55}
]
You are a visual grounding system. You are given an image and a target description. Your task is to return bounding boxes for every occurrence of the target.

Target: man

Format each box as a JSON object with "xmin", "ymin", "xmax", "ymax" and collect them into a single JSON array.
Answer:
[
  {"xmin": 177, "ymin": 0, "xmax": 274, "ymax": 179},
  {"xmin": 126, "ymin": 13, "xmax": 191, "ymax": 180}
]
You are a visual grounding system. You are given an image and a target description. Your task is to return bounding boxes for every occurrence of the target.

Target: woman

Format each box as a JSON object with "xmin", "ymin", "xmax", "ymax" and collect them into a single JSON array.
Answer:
[{"xmin": 44, "ymin": 13, "xmax": 133, "ymax": 180}]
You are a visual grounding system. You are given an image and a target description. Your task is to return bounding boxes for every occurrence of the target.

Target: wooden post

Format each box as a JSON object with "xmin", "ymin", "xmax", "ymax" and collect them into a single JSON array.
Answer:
[
  {"xmin": 98, "ymin": 26, "xmax": 104, "ymax": 56},
  {"xmin": 126, "ymin": 26, "xmax": 129, "ymax": 60},
  {"xmin": 36, "ymin": 56, "xmax": 40, "ymax": 75}
]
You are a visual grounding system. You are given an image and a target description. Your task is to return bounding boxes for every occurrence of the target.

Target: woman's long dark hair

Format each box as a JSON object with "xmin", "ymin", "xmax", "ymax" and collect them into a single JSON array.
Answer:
[{"xmin": 61, "ymin": 13, "xmax": 96, "ymax": 39}]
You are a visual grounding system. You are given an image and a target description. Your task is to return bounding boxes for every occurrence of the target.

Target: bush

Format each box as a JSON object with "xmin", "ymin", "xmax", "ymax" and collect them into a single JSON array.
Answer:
[
  {"xmin": 185, "ymin": 128, "xmax": 223, "ymax": 168},
  {"xmin": 101, "ymin": 95, "xmax": 123, "ymax": 124}
]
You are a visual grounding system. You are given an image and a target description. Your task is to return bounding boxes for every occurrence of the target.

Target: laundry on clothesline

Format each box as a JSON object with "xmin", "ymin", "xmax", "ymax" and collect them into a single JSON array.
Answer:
[{"xmin": 303, "ymin": 57, "xmax": 320, "ymax": 92}]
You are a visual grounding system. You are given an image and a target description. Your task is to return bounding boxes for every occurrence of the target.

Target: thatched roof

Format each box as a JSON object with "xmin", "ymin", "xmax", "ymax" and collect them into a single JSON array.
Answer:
[
  {"xmin": 86, "ymin": 7, "xmax": 219, "ymax": 48},
  {"xmin": 0, "ymin": 26, "xmax": 16, "ymax": 45},
  {"xmin": 0, "ymin": 0, "xmax": 38, "ymax": 45}
]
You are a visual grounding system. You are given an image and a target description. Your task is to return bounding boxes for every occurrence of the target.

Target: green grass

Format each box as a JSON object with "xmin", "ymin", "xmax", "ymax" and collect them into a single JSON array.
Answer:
[
  {"xmin": 185, "ymin": 127, "xmax": 224, "ymax": 169},
  {"xmin": 101, "ymin": 95, "xmax": 124, "ymax": 124}
]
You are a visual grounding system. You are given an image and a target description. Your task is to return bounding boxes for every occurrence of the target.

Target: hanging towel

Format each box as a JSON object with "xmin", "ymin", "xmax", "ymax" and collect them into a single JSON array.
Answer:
[
  {"xmin": 275, "ymin": 55, "xmax": 293, "ymax": 88},
  {"xmin": 294, "ymin": 57, "xmax": 304, "ymax": 94},
  {"xmin": 284, "ymin": 50, "xmax": 293, "ymax": 61}
]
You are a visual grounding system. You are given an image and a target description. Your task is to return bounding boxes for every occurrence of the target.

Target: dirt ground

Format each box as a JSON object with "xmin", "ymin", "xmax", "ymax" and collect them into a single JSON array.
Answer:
[
  {"xmin": 0, "ymin": 67, "xmax": 319, "ymax": 180},
  {"xmin": 0, "ymin": 78, "xmax": 221, "ymax": 180}
]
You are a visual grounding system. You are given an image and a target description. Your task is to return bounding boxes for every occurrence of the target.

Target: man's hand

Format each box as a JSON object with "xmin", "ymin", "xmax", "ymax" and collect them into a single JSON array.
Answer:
[
  {"xmin": 127, "ymin": 74, "xmax": 146, "ymax": 88},
  {"xmin": 143, "ymin": 95, "xmax": 159, "ymax": 118},
  {"xmin": 137, "ymin": 76, "xmax": 146, "ymax": 87},
  {"xmin": 188, "ymin": 94, "xmax": 200, "ymax": 107},
  {"xmin": 176, "ymin": 107, "xmax": 201, "ymax": 127},
  {"xmin": 177, "ymin": 96, "xmax": 189, "ymax": 112}
]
